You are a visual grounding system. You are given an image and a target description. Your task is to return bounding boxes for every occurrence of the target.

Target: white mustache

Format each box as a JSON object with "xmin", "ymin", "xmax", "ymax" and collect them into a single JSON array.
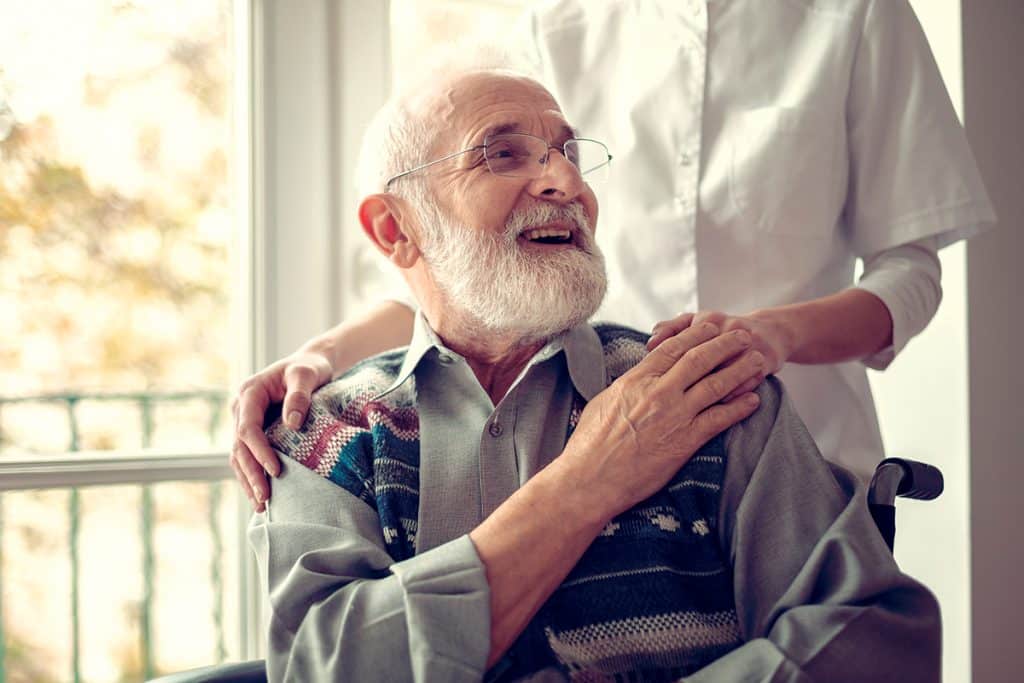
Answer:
[{"xmin": 503, "ymin": 202, "xmax": 592, "ymax": 246}]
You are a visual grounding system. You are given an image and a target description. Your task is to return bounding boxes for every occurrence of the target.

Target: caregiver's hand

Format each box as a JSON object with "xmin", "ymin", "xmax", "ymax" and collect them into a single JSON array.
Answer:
[
  {"xmin": 230, "ymin": 349, "xmax": 334, "ymax": 511},
  {"xmin": 648, "ymin": 310, "xmax": 790, "ymax": 400}
]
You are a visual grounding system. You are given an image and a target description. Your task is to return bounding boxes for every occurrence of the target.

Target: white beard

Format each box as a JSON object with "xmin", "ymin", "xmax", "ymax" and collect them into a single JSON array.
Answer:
[{"xmin": 417, "ymin": 200, "xmax": 607, "ymax": 344}]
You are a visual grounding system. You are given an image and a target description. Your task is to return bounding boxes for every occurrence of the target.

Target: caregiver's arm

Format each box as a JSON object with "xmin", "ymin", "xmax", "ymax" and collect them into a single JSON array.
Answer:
[{"xmin": 648, "ymin": 237, "xmax": 941, "ymax": 396}]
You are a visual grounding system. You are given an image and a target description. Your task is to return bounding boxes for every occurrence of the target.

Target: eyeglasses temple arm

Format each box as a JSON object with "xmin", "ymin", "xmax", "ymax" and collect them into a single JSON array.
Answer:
[{"xmin": 385, "ymin": 145, "xmax": 485, "ymax": 190}]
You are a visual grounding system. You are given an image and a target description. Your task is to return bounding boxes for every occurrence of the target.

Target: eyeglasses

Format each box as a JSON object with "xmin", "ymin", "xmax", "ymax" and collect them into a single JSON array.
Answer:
[{"xmin": 384, "ymin": 132, "xmax": 612, "ymax": 190}]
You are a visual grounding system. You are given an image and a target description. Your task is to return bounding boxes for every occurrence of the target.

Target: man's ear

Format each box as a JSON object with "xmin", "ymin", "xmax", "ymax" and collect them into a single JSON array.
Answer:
[{"xmin": 358, "ymin": 194, "xmax": 422, "ymax": 268}]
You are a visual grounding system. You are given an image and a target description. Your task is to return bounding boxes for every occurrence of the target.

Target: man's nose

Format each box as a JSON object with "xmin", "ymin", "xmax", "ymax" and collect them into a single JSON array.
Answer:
[{"xmin": 527, "ymin": 149, "xmax": 585, "ymax": 202}]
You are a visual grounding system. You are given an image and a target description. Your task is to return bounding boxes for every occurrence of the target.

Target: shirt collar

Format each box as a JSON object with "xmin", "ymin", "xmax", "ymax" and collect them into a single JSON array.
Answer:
[
  {"xmin": 372, "ymin": 311, "xmax": 608, "ymax": 402},
  {"xmin": 560, "ymin": 323, "xmax": 606, "ymax": 401},
  {"xmin": 370, "ymin": 310, "xmax": 440, "ymax": 400}
]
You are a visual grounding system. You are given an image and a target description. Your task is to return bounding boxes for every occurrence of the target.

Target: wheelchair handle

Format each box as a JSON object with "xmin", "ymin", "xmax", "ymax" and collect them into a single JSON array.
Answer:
[{"xmin": 870, "ymin": 457, "xmax": 944, "ymax": 505}]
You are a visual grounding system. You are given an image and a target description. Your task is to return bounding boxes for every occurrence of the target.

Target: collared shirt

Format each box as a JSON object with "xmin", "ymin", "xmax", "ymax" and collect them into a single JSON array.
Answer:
[
  {"xmin": 521, "ymin": 0, "xmax": 996, "ymax": 475},
  {"xmin": 374, "ymin": 312, "xmax": 606, "ymax": 553}
]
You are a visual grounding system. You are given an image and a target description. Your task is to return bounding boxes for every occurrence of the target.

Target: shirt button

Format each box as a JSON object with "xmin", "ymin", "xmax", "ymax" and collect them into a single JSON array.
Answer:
[
  {"xmin": 678, "ymin": 152, "xmax": 693, "ymax": 167},
  {"xmin": 438, "ymin": 353, "xmax": 453, "ymax": 365},
  {"xmin": 488, "ymin": 421, "xmax": 503, "ymax": 437}
]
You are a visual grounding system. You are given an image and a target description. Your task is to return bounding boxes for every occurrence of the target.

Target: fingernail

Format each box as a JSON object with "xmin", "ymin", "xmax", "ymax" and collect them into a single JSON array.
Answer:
[
  {"xmin": 254, "ymin": 487, "xmax": 265, "ymax": 503},
  {"xmin": 735, "ymin": 330, "xmax": 752, "ymax": 345},
  {"xmin": 286, "ymin": 411, "xmax": 302, "ymax": 429},
  {"xmin": 746, "ymin": 393, "xmax": 760, "ymax": 406},
  {"xmin": 267, "ymin": 463, "xmax": 280, "ymax": 478}
]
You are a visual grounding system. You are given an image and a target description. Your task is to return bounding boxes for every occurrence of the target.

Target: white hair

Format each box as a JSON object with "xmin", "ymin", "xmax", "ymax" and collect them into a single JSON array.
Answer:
[{"xmin": 353, "ymin": 44, "xmax": 541, "ymax": 203}]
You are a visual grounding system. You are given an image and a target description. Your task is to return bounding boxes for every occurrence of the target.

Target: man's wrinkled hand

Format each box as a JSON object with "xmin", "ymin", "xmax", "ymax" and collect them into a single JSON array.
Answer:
[
  {"xmin": 648, "ymin": 310, "xmax": 791, "ymax": 401},
  {"xmin": 230, "ymin": 350, "xmax": 333, "ymax": 511},
  {"xmin": 564, "ymin": 323, "xmax": 764, "ymax": 515}
]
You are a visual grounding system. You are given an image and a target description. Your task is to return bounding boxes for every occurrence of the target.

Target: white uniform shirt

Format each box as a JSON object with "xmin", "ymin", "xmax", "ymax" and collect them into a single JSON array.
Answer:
[{"xmin": 522, "ymin": 0, "xmax": 995, "ymax": 476}]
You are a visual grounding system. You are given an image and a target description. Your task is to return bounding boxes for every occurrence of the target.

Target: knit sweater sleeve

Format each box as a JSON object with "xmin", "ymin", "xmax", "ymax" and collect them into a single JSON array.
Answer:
[
  {"xmin": 683, "ymin": 377, "xmax": 941, "ymax": 682},
  {"xmin": 248, "ymin": 456, "xmax": 491, "ymax": 682}
]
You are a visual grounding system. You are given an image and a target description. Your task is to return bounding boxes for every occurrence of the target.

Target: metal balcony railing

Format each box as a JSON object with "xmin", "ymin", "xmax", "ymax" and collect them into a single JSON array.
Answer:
[{"xmin": 0, "ymin": 390, "xmax": 232, "ymax": 683}]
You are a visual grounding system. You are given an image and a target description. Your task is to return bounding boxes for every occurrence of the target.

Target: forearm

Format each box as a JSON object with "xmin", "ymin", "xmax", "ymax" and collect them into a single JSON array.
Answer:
[
  {"xmin": 267, "ymin": 538, "xmax": 491, "ymax": 682},
  {"xmin": 263, "ymin": 453, "xmax": 610, "ymax": 677},
  {"xmin": 756, "ymin": 238, "xmax": 941, "ymax": 368},
  {"xmin": 469, "ymin": 455, "xmax": 613, "ymax": 668},
  {"xmin": 754, "ymin": 287, "xmax": 892, "ymax": 365},
  {"xmin": 254, "ymin": 460, "xmax": 491, "ymax": 681},
  {"xmin": 301, "ymin": 299, "xmax": 415, "ymax": 378}
]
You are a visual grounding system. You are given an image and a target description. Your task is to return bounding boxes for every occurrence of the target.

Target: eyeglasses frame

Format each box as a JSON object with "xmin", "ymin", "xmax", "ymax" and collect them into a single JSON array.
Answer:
[{"xmin": 384, "ymin": 132, "xmax": 612, "ymax": 190}]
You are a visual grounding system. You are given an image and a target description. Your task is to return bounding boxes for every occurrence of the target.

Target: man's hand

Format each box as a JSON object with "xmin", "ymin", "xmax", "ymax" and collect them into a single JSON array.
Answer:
[
  {"xmin": 230, "ymin": 350, "xmax": 333, "ymax": 511},
  {"xmin": 648, "ymin": 310, "xmax": 790, "ymax": 401},
  {"xmin": 563, "ymin": 322, "xmax": 764, "ymax": 516}
]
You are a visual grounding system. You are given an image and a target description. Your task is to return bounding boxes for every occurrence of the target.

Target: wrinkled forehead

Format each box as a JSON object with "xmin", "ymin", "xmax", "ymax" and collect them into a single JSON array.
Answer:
[{"xmin": 425, "ymin": 71, "xmax": 571, "ymax": 151}]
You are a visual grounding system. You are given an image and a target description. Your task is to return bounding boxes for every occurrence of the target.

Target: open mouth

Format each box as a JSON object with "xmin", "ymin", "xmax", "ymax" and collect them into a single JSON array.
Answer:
[{"xmin": 520, "ymin": 226, "xmax": 574, "ymax": 246}]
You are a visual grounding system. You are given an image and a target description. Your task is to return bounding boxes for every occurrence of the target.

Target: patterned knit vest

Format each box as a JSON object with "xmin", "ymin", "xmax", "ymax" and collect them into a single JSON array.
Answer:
[{"xmin": 267, "ymin": 324, "xmax": 743, "ymax": 682}]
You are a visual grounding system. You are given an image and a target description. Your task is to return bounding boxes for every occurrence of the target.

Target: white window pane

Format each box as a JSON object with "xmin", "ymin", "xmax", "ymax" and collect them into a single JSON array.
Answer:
[{"xmin": 0, "ymin": 0, "xmax": 240, "ymax": 459}]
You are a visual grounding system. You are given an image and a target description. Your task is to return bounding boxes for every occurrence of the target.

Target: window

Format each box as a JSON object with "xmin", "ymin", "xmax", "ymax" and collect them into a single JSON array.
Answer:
[{"xmin": 0, "ymin": 1, "xmax": 247, "ymax": 679}]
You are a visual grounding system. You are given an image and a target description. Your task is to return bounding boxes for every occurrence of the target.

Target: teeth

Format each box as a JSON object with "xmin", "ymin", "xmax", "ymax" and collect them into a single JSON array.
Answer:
[{"xmin": 522, "ymin": 227, "xmax": 571, "ymax": 241}]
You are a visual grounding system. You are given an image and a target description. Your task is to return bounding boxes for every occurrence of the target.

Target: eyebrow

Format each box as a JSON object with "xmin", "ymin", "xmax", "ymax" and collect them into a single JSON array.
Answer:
[{"xmin": 476, "ymin": 121, "xmax": 581, "ymax": 145}]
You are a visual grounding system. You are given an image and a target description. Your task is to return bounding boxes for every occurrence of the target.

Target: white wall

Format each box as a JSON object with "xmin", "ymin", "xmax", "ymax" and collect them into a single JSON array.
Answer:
[{"xmin": 868, "ymin": 2, "xmax": 970, "ymax": 682}]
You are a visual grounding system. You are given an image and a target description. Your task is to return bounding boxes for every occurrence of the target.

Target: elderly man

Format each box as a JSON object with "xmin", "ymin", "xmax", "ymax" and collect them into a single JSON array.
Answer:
[{"xmin": 249, "ymin": 67, "xmax": 939, "ymax": 682}]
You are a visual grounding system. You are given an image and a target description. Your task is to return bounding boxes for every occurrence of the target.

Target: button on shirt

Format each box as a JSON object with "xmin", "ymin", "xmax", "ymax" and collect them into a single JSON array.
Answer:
[
  {"xmin": 522, "ymin": 0, "xmax": 996, "ymax": 475},
  {"xmin": 375, "ymin": 312, "xmax": 606, "ymax": 554}
]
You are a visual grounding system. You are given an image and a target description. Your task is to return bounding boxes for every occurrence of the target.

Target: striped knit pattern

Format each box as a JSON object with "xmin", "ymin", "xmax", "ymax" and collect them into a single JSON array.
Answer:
[
  {"xmin": 268, "ymin": 325, "xmax": 742, "ymax": 680},
  {"xmin": 266, "ymin": 350, "xmax": 422, "ymax": 561}
]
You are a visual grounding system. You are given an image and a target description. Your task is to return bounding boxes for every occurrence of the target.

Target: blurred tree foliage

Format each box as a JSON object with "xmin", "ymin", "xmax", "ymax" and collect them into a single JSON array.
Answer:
[{"xmin": 0, "ymin": 5, "xmax": 232, "ymax": 400}]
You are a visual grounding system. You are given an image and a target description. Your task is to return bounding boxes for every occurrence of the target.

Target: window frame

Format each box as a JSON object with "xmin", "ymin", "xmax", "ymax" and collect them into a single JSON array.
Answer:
[{"xmin": 245, "ymin": 0, "xmax": 394, "ymax": 659}]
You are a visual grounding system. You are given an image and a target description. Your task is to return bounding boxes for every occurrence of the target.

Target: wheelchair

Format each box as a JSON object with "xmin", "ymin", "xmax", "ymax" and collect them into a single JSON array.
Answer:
[{"xmin": 149, "ymin": 457, "xmax": 944, "ymax": 683}]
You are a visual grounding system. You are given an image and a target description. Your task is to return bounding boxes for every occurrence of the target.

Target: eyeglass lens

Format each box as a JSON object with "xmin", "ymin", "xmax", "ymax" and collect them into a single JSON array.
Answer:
[{"xmin": 484, "ymin": 134, "xmax": 609, "ymax": 179}]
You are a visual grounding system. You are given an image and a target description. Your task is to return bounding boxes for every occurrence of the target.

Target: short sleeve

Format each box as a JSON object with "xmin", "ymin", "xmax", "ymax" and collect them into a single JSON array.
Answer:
[
  {"xmin": 845, "ymin": 0, "xmax": 995, "ymax": 256},
  {"xmin": 249, "ymin": 456, "xmax": 492, "ymax": 682}
]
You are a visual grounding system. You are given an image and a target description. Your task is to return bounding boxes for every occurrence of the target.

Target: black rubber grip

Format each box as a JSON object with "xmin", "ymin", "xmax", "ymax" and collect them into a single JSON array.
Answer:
[{"xmin": 881, "ymin": 457, "xmax": 945, "ymax": 501}]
